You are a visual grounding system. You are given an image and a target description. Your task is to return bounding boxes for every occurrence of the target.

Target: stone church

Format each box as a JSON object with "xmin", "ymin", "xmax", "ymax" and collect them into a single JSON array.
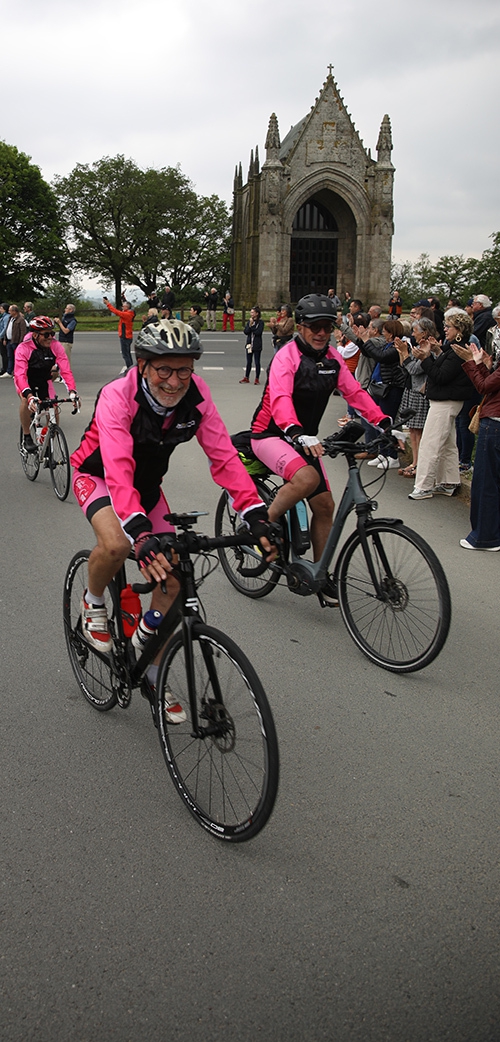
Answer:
[{"xmin": 231, "ymin": 69, "xmax": 394, "ymax": 309}]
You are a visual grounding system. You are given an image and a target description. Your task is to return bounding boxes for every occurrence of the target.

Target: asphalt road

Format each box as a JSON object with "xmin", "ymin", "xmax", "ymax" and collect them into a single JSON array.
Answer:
[{"xmin": 1, "ymin": 332, "xmax": 499, "ymax": 1042}]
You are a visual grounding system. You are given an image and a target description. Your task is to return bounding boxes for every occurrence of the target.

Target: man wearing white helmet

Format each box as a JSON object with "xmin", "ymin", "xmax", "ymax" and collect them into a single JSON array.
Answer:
[{"xmin": 71, "ymin": 319, "xmax": 274, "ymax": 717}]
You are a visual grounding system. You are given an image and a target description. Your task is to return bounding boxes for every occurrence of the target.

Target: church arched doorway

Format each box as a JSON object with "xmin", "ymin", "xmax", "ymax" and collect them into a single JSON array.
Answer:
[{"xmin": 289, "ymin": 198, "xmax": 339, "ymax": 300}]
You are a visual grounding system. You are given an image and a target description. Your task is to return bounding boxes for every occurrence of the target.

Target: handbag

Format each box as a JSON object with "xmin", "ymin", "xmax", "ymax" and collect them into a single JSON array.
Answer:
[
  {"xmin": 368, "ymin": 379, "xmax": 389, "ymax": 399},
  {"xmin": 468, "ymin": 397, "xmax": 484, "ymax": 434}
]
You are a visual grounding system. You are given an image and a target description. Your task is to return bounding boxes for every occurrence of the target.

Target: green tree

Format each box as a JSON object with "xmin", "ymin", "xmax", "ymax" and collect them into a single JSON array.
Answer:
[
  {"xmin": 54, "ymin": 157, "xmax": 232, "ymax": 307},
  {"xmin": 474, "ymin": 232, "xmax": 500, "ymax": 304},
  {"xmin": 34, "ymin": 280, "xmax": 85, "ymax": 316},
  {"xmin": 430, "ymin": 255, "xmax": 479, "ymax": 300},
  {"xmin": 0, "ymin": 140, "xmax": 68, "ymax": 300},
  {"xmin": 54, "ymin": 155, "xmax": 155, "ymax": 307}
]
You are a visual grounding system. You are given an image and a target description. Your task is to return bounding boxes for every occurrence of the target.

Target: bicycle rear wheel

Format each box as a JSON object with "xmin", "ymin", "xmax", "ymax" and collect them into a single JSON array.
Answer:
[
  {"xmin": 19, "ymin": 427, "xmax": 40, "ymax": 482},
  {"xmin": 63, "ymin": 550, "xmax": 118, "ymax": 710},
  {"xmin": 49, "ymin": 425, "xmax": 71, "ymax": 500},
  {"xmin": 336, "ymin": 521, "xmax": 451, "ymax": 673},
  {"xmin": 156, "ymin": 623, "xmax": 279, "ymax": 841},
  {"xmin": 215, "ymin": 485, "xmax": 280, "ymax": 598}
]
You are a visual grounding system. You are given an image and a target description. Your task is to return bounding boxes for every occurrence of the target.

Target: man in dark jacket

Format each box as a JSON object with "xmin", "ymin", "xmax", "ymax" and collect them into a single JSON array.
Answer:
[{"xmin": 472, "ymin": 295, "xmax": 495, "ymax": 348}]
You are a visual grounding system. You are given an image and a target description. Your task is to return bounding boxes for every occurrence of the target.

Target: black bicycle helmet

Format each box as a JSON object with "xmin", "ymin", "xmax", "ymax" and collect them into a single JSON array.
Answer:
[
  {"xmin": 135, "ymin": 318, "xmax": 203, "ymax": 360},
  {"xmin": 294, "ymin": 294, "xmax": 337, "ymax": 324}
]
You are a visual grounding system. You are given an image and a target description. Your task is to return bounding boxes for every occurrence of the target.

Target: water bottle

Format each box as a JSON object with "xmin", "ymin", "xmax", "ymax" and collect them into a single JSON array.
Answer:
[
  {"xmin": 120, "ymin": 584, "xmax": 141, "ymax": 638},
  {"xmin": 288, "ymin": 500, "xmax": 311, "ymax": 555},
  {"xmin": 132, "ymin": 609, "xmax": 164, "ymax": 650}
]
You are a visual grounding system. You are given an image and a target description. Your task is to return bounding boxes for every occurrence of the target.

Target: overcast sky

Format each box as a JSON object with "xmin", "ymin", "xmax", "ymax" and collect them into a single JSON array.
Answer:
[{"xmin": 4, "ymin": 0, "xmax": 499, "ymax": 274}]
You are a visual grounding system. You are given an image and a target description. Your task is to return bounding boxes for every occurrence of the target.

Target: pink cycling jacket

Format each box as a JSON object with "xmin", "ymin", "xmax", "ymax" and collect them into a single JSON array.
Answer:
[{"xmin": 71, "ymin": 367, "xmax": 265, "ymax": 541}]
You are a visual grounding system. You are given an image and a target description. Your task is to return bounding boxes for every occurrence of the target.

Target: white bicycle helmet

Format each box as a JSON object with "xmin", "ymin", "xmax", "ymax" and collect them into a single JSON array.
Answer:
[{"xmin": 135, "ymin": 319, "xmax": 203, "ymax": 360}]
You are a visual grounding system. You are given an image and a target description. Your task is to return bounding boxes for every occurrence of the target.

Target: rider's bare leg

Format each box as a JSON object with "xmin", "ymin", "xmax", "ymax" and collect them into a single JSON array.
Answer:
[
  {"xmin": 267, "ymin": 465, "xmax": 320, "ymax": 524},
  {"xmin": 309, "ymin": 490, "xmax": 335, "ymax": 561},
  {"xmin": 19, "ymin": 396, "xmax": 32, "ymax": 436}
]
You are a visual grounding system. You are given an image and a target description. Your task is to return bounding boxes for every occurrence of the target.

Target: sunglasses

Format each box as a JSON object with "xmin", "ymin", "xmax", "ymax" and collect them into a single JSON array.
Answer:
[
  {"xmin": 302, "ymin": 320, "xmax": 333, "ymax": 334},
  {"xmin": 147, "ymin": 363, "xmax": 193, "ymax": 380}
]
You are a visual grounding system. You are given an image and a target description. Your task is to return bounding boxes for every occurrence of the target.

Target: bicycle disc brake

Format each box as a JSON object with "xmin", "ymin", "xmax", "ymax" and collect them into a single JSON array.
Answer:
[{"xmin": 200, "ymin": 701, "xmax": 236, "ymax": 752}]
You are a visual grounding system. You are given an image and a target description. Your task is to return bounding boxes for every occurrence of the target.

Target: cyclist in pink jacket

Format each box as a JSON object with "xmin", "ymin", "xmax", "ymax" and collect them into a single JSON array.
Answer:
[
  {"xmin": 15, "ymin": 316, "xmax": 79, "ymax": 453},
  {"xmin": 71, "ymin": 319, "xmax": 275, "ymax": 717}
]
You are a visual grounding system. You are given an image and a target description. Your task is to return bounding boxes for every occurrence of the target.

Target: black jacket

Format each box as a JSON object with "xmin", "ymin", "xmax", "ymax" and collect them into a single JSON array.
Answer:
[
  {"xmin": 473, "ymin": 307, "xmax": 495, "ymax": 348},
  {"xmin": 420, "ymin": 342, "xmax": 473, "ymax": 401},
  {"xmin": 357, "ymin": 337, "xmax": 407, "ymax": 389}
]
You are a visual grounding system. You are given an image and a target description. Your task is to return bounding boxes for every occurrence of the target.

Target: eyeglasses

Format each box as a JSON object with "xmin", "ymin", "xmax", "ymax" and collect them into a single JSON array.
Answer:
[
  {"xmin": 302, "ymin": 320, "xmax": 333, "ymax": 334},
  {"xmin": 147, "ymin": 363, "xmax": 193, "ymax": 380}
]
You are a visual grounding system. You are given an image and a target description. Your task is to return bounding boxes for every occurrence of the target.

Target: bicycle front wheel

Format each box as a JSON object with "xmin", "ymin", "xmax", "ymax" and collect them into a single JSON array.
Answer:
[
  {"xmin": 337, "ymin": 522, "xmax": 451, "ymax": 673},
  {"xmin": 214, "ymin": 487, "xmax": 280, "ymax": 598},
  {"xmin": 63, "ymin": 550, "xmax": 118, "ymax": 710},
  {"xmin": 19, "ymin": 427, "xmax": 40, "ymax": 482},
  {"xmin": 49, "ymin": 425, "xmax": 71, "ymax": 500},
  {"xmin": 156, "ymin": 623, "xmax": 279, "ymax": 841}
]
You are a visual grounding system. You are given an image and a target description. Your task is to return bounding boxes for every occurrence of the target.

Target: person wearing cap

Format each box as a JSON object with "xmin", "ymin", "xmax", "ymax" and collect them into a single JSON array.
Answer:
[
  {"xmin": 70, "ymin": 318, "xmax": 275, "ymax": 715},
  {"xmin": 471, "ymin": 294, "xmax": 495, "ymax": 349},
  {"xmin": 250, "ymin": 294, "xmax": 391, "ymax": 605}
]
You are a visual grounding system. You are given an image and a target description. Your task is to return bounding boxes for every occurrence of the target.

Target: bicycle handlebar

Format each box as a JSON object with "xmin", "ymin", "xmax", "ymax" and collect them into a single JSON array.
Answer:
[
  {"xmin": 34, "ymin": 396, "xmax": 80, "ymax": 416},
  {"xmin": 321, "ymin": 411, "xmax": 414, "ymax": 459},
  {"xmin": 131, "ymin": 528, "xmax": 272, "ymax": 594}
]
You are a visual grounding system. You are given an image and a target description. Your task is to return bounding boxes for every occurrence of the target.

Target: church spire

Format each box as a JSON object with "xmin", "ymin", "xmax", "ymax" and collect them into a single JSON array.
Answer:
[
  {"xmin": 376, "ymin": 114, "xmax": 393, "ymax": 164},
  {"xmin": 265, "ymin": 113, "xmax": 281, "ymax": 158}
]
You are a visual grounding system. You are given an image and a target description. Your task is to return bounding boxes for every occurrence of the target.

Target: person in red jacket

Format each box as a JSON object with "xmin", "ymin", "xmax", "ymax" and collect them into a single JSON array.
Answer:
[{"xmin": 103, "ymin": 296, "xmax": 136, "ymax": 371}]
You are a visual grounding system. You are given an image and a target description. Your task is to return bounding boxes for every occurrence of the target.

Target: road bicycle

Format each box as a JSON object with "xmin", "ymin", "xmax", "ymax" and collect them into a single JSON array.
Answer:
[
  {"xmin": 215, "ymin": 421, "xmax": 452, "ymax": 674},
  {"xmin": 63, "ymin": 513, "xmax": 279, "ymax": 842},
  {"xmin": 18, "ymin": 396, "xmax": 79, "ymax": 501}
]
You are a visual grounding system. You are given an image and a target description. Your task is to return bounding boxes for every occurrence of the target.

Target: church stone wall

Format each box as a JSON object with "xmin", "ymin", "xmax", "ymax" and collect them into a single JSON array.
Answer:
[{"xmin": 232, "ymin": 72, "xmax": 394, "ymax": 310}]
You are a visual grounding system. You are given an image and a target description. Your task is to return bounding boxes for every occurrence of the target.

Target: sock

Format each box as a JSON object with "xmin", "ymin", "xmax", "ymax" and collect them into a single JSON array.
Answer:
[
  {"xmin": 85, "ymin": 588, "xmax": 105, "ymax": 607},
  {"xmin": 147, "ymin": 664, "xmax": 159, "ymax": 685}
]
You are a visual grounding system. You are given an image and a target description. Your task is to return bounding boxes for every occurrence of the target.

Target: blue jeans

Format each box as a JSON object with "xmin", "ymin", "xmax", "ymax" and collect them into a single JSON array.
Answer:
[
  {"xmin": 466, "ymin": 418, "xmax": 500, "ymax": 548},
  {"xmin": 6, "ymin": 340, "xmax": 15, "ymax": 375},
  {"xmin": 119, "ymin": 336, "xmax": 133, "ymax": 368},
  {"xmin": 455, "ymin": 391, "xmax": 481, "ymax": 467}
]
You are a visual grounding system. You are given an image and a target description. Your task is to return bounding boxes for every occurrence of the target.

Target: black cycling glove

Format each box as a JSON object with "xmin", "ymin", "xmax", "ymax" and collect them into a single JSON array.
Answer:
[
  {"xmin": 134, "ymin": 533, "xmax": 161, "ymax": 570},
  {"xmin": 244, "ymin": 507, "xmax": 275, "ymax": 548}
]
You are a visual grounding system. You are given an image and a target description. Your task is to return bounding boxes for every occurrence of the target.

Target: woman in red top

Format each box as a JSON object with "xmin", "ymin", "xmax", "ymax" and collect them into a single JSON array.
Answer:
[{"xmin": 103, "ymin": 296, "xmax": 136, "ymax": 371}]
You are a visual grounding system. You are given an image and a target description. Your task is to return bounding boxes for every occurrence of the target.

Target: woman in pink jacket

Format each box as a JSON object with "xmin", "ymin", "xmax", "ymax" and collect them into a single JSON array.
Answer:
[{"xmin": 14, "ymin": 316, "xmax": 78, "ymax": 453}]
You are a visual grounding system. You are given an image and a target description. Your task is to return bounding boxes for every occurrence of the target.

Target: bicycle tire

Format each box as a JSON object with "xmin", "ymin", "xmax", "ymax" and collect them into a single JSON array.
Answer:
[
  {"xmin": 156, "ymin": 623, "xmax": 279, "ymax": 841},
  {"xmin": 214, "ymin": 483, "xmax": 280, "ymax": 599},
  {"xmin": 19, "ymin": 426, "xmax": 40, "ymax": 482},
  {"xmin": 63, "ymin": 550, "xmax": 118, "ymax": 710},
  {"xmin": 49, "ymin": 425, "xmax": 71, "ymax": 501},
  {"xmin": 336, "ymin": 521, "xmax": 451, "ymax": 673}
]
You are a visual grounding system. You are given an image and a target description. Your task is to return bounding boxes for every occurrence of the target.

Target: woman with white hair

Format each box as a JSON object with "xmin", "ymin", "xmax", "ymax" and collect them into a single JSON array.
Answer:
[
  {"xmin": 408, "ymin": 309, "xmax": 474, "ymax": 500},
  {"xmin": 485, "ymin": 304, "xmax": 500, "ymax": 359}
]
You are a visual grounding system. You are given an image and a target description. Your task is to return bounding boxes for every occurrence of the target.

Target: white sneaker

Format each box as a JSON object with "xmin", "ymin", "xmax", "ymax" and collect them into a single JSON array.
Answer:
[
  {"xmin": 408, "ymin": 488, "xmax": 433, "ymax": 500},
  {"xmin": 377, "ymin": 457, "xmax": 400, "ymax": 470},
  {"xmin": 81, "ymin": 595, "xmax": 112, "ymax": 652},
  {"xmin": 119, "ymin": 366, "xmax": 127, "ymax": 374},
  {"xmin": 460, "ymin": 538, "xmax": 500, "ymax": 551},
  {"xmin": 367, "ymin": 454, "xmax": 386, "ymax": 467},
  {"xmin": 433, "ymin": 483, "xmax": 459, "ymax": 496},
  {"xmin": 0, "ymin": 371, "xmax": 12, "ymax": 378},
  {"xmin": 164, "ymin": 696, "xmax": 187, "ymax": 724}
]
